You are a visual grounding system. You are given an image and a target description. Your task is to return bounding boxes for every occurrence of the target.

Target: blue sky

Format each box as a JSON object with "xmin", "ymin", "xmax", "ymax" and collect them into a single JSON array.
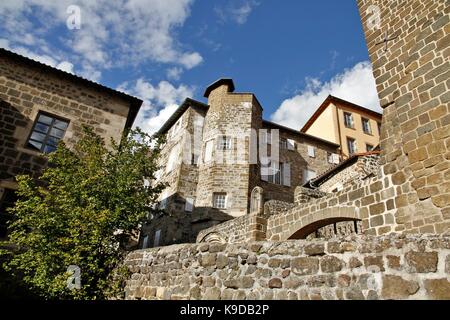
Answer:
[{"xmin": 0, "ymin": 0, "xmax": 380, "ymax": 133}]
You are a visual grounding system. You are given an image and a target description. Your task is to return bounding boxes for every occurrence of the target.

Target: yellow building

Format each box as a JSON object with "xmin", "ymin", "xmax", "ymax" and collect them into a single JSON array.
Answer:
[{"xmin": 301, "ymin": 95, "xmax": 382, "ymax": 159}]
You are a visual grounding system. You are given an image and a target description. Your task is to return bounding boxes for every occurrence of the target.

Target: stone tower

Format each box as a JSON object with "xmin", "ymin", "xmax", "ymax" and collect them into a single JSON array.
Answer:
[
  {"xmin": 195, "ymin": 79, "xmax": 260, "ymax": 219},
  {"xmin": 357, "ymin": 0, "xmax": 449, "ymax": 233}
]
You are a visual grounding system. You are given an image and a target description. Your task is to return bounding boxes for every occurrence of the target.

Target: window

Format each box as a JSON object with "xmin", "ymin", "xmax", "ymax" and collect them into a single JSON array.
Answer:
[
  {"xmin": 213, "ymin": 193, "xmax": 227, "ymax": 209},
  {"xmin": 280, "ymin": 138, "xmax": 288, "ymax": 150},
  {"xmin": 204, "ymin": 140, "xmax": 214, "ymax": 163},
  {"xmin": 302, "ymin": 169, "xmax": 317, "ymax": 184},
  {"xmin": 185, "ymin": 197, "xmax": 194, "ymax": 212},
  {"xmin": 366, "ymin": 144, "xmax": 374, "ymax": 152},
  {"xmin": 307, "ymin": 145, "xmax": 315, "ymax": 158},
  {"xmin": 261, "ymin": 161, "xmax": 290, "ymax": 186},
  {"xmin": 347, "ymin": 137, "xmax": 357, "ymax": 155},
  {"xmin": 343, "ymin": 112, "xmax": 354, "ymax": 128},
  {"xmin": 217, "ymin": 136, "xmax": 232, "ymax": 150},
  {"xmin": 27, "ymin": 112, "xmax": 69, "ymax": 153},
  {"xmin": 142, "ymin": 235, "xmax": 149, "ymax": 249},
  {"xmin": 362, "ymin": 118, "xmax": 372, "ymax": 135},
  {"xmin": 261, "ymin": 131, "xmax": 271, "ymax": 145},
  {"xmin": 191, "ymin": 153, "xmax": 199, "ymax": 165},
  {"xmin": 327, "ymin": 152, "xmax": 340, "ymax": 164},
  {"xmin": 154, "ymin": 230, "xmax": 161, "ymax": 247}
]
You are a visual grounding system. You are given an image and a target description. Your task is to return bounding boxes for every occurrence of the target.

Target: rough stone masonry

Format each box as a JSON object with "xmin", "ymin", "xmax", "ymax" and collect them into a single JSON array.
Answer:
[
  {"xmin": 124, "ymin": 234, "xmax": 450, "ymax": 300},
  {"xmin": 121, "ymin": 0, "xmax": 450, "ymax": 299}
]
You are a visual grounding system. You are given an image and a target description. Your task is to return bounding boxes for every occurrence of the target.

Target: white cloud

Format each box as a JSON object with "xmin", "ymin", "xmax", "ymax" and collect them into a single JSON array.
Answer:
[
  {"xmin": 0, "ymin": 38, "xmax": 75, "ymax": 74},
  {"xmin": 0, "ymin": 0, "xmax": 203, "ymax": 81},
  {"xmin": 167, "ymin": 67, "xmax": 183, "ymax": 80},
  {"xmin": 215, "ymin": 0, "xmax": 259, "ymax": 25},
  {"xmin": 270, "ymin": 61, "xmax": 381, "ymax": 130},
  {"xmin": 117, "ymin": 78, "xmax": 195, "ymax": 135}
]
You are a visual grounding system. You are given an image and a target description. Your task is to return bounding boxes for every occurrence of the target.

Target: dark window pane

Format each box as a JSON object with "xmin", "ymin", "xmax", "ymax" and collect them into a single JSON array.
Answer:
[
  {"xmin": 38, "ymin": 114, "xmax": 53, "ymax": 125},
  {"xmin": 28, "ymin": 140, "xmax": 43, "ymax": 151},
  {"xmin": 54, "ymin": 119, "xmax": 69, "ymax": 130},
  {"xmin": 47, "ymin": 136, "xmax": 60, "ymax": 147},
  {"xmin": 34, "ymin": 123, "xmax": 50, "ymax": 134},
  {"xmin": 30, "ymin": 131, "xmax": 46, "ymax": 142},
  {"xmin": 44, "ymin": 145, "xmax": 57, "ymax": 153},
  {"xmin": 50, "ymin": 127, "xmax": 65, "ymax": 138}
]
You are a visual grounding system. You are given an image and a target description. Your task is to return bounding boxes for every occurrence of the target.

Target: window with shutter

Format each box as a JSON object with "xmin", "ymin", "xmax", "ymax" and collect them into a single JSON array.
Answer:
[
  {"xmin": 204, "ymin": 140, "xmax": 214, "ymax": 163},
  {"xmin": 307, "ymin": 145, "xmax": 315, "ymax": 157},
  {"xmin": 154, "ymin": 230, "xmax": 161, "ymax": 247},
  {"xmin": 287, "ymin": 139, "xmax": 295, "ymax": 150},
  {"xmin": 185, "ymin": 197, "xmax": 194, "ymax": 212},
  {"xmin": 142, "ymin": 235, "xmax": 149, "ymax": 249}
]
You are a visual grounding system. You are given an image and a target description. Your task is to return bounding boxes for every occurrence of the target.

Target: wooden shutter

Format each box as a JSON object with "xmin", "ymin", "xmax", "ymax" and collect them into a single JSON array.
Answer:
[{"xmin": 287, "ymin": 139, "xmax": 295, "ymax": 150}]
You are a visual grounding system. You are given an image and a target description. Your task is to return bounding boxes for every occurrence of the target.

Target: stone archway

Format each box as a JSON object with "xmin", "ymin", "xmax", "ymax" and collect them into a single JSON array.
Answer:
[
  {"xmin": 273, "ymin": 206, "xmax": 361, "ymax": 241},
  {"xmin": 198, "ymin": 232, "xmax": 227, "ymax": 244}
]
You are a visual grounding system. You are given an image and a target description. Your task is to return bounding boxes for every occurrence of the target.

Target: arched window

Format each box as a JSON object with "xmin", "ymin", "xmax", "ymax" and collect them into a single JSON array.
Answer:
[{"xmin": 250, "ymin": 187, "xmax": 264, "ymax": 214}]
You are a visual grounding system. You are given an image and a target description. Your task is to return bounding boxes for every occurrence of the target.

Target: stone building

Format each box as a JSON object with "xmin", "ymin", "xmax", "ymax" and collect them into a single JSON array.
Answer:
[
  {"xmin": 123, "ymin": 0, "xmax": 450, "ymax": 301},
  {"xmin": 140, "ymin": 79, "xmax": 341, "ymax": 248},
  {"xmin": 194, "ymin": 0, "xmax": 449, "ymax": 243},
  {"xmin": 0, "ymin": 48, "xmax": 143, "ymax": 239},
  {"xmin": 301, "ymin": 95, "xmax": 382, "ymax": 159}
]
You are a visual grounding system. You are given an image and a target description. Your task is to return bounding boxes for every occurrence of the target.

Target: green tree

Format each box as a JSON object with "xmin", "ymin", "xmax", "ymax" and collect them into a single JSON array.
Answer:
[{"xmin": 0, "ymin": 127, "xmax": 166, "ymax": 299}]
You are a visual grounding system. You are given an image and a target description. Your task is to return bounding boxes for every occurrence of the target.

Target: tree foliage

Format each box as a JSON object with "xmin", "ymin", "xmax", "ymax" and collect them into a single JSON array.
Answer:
[{"xmin": 1, "ymin": 127, "xmax": 166, "ymax": 299}]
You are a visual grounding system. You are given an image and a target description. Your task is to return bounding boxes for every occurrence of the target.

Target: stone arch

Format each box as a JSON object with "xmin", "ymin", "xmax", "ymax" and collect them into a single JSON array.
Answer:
[
  {"xmin": 280, "ymin": 206, "xmax": 361, "ymax": 240},
  {"xmin": 198, "ymin": 232, "xmax": 227, "ymax": 244},
  {"xmin": 250, "ymin": 186, "xmax": 264, "ymax": 215}
]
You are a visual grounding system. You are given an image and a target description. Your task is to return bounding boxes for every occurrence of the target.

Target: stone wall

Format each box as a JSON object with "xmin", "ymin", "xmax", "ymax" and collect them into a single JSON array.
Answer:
[
  {"xmin": 317, "ymin": 154, "xmax": 380, "ymax": 193},
  {"xmin": 0, "ymin": 51, "xmax": 136, "ymax": 187},
  {"xmin": 357, "ymin": 0, "xmax": 450, "ymax": 235},
  {"xmin": 123, "ymin": 233, "xmax": 450, "ymax": 300}
]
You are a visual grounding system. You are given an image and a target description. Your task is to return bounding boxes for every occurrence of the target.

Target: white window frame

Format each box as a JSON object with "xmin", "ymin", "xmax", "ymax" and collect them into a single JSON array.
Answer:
[
  {"xmin": 204, "ymin": 140, "xmax": 214, "ymax": 163},
  {"xmin": 347, "ymin": 137, "xmax": 357, "ymax": 155},
  {"xmin": 213, "ymin": 193, "xmax": 227, "ymax": 209},
  {"xmin": 307, "ymin": 145, "xmax": 315, "ymax": 158},
  {"xmin": 287, "ymin": 139, "xmax": 295, "ymax": 150},
  {"xmin": 362, "ymin": 117, "xmax": 372, "ymax": 135},
  {"xmin": 217, "ymin": 135, "xmax": 232, "ymax": 150},
  {"xmin": 344, "ymin": 112, "xmax": 354, "ymax": 128}
]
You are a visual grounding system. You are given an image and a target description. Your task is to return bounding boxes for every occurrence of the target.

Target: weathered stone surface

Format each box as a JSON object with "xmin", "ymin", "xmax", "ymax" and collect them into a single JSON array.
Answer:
[
  {"xmin": 424, "ymin": 279, "xmax": 450, "ymax": 300},
  {"xmin": 349, "ymin": 257, "xmax": 363, "ymax": 269},
  {"xmin": 291, "ymin": 257, "xmax": 319, "ymax": 275},
  {"xmin": 320, "ymin": 256, "xmax": 344, "ymax": 273},
  {"xmin": 124, "ymin": 235, "xmax": 450, "ymax": 300},
  {"xmin": 381, "ymin": 275, "xmax": 420, "ymax": 299},
  {"xmin": 304, "ymin": 243, "xmax": 325, "ymax": 256},
  {"xmin": 405, "ymin": 251, "xmax": 438, "ymax": 273},
  {"xmin": 268, "ymin": 278, "xmax": 283, "ymax": 288}
]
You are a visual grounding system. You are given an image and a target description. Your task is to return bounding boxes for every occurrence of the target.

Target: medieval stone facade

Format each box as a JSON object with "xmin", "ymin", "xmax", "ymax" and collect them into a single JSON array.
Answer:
[
  {"xmin": 140, "ymin": 79, "xmax": 341, "ymax": 248},
  {"xmin": 0, "ymin": 48, "xmax": 142, "ymax": 239}
]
